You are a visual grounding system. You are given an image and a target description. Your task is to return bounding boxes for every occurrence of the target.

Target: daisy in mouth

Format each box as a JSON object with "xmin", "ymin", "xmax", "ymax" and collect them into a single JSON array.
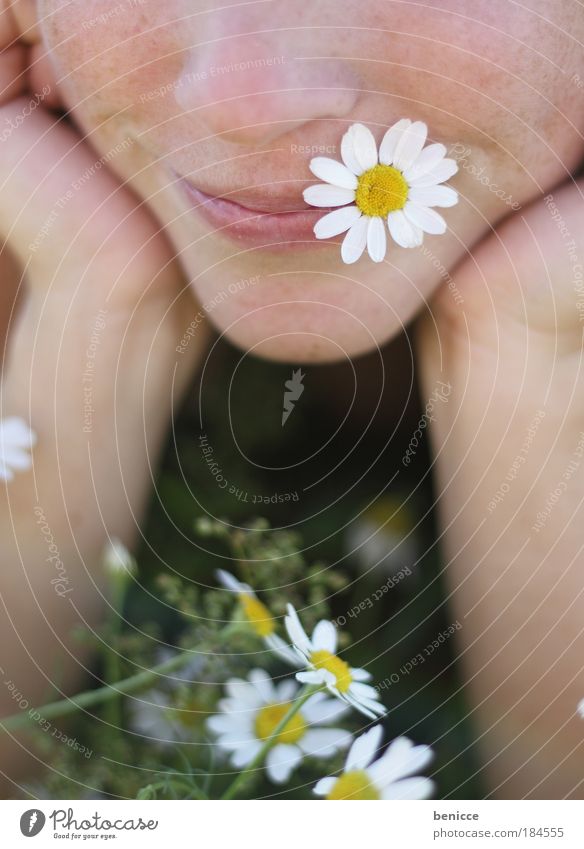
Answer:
[
  {"xmin": 284, "ymin": 604, "xmax": 386, "ymax": 720},
  {"xmin": 303, "ymin": 120, "xmax": 459, "ymax": 264}
]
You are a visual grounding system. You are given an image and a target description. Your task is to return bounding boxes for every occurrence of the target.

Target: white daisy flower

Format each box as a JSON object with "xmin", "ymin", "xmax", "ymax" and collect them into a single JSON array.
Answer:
[
  {"xmin": 345, "ymin": 494, "xmax": 419, "ymax": 578},
  {"xmin": 129, "ymin": 650, "xmax": 205, "ymax": 747},
  {"xmin": 208, "ymin": 668, "xmax": 351, "ymax": 784},
  {"xmin": 314, "ymin": 725, "xmax": 435, "ymax": 800},
  {"xmin": 129, "ymin": 689, "xmax": 187, "ymax": 748},
  {"xmin": 216, "ymin": 569, "xmax": 298, "ymax": 664},
  {"xmin": 130, "ymin": 690, "xmax": 208, "ymax": 748},
  {"xmin": 577, "ymin": 698, "xmax": 584, "ymax": 719},
  {"xmin": 0, "ymin": 416, "xmax": 36, "ymax": 481},
  {"xmin": 102, "ymin": 538, "xmax": 137, "ymax": 577},
  {"xmin": 304, "ymin": 120, "xmax": 458, "ymax": 264},
  {"xmin": 284, "ymin": 604, "xmax": 385, "ymax": 720}
]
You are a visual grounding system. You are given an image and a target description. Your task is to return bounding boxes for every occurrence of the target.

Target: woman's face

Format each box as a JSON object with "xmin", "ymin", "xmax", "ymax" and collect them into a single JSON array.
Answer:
[{"xmin": 39, "ymin": 0, "xmax": 584, "ymax": 361}]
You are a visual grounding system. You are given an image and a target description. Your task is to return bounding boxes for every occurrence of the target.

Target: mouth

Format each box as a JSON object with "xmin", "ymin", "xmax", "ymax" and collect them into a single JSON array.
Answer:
[{"xmin": 173, "ymin": 172, "xmax": 332, "ymax": 251}]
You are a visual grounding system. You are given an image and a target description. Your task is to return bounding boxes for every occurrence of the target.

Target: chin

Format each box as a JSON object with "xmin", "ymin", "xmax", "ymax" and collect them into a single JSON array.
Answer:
[{"xmin": 188, "ymin": 271, "xmax": 425, "ymax": 364}]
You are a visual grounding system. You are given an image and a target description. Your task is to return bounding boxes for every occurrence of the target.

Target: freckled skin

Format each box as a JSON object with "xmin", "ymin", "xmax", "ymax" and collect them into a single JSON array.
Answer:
[{"xmin": 39, "ymin": 0, "xmax": 584, "ymax": 361}]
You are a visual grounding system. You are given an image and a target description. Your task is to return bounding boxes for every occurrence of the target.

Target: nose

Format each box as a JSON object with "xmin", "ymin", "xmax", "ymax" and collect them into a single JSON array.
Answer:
[{"xmin": 175, "ymin": 16, "xmax": 359, "ymax": 145}]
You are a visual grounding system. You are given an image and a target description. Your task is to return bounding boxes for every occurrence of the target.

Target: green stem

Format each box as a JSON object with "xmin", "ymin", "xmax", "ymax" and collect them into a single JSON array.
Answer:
[
  {"xmin": 221, "ymin": 684, "xmax": 320, "ymax": 800},
  {"xmin": 104, "ymin": 584, "xmax": 125, "ymax": 730},
  {"xmin": 142, "ymin": 778, "xmax": 209, "ymax": 800},
  {"xmin": 0, "ymin": 648, "xmax": 199, "ymax": 735}
]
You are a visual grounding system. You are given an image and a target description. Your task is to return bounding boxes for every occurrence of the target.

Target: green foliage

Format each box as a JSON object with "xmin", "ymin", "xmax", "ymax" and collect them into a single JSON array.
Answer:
[{"xmin": 27, "ymin": 342, "xmax": 483, "ymax": 800}]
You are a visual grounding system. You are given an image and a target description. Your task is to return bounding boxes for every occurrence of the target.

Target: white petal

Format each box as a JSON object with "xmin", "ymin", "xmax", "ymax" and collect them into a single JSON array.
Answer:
[
  {"xmin": 387, "ymin": 209, "xmax": 424, "ymax": 248},
  {"xmin": 346, "ymin": 691, "xmax": 386, "ymax": 718},
  {"xmin": 341, "ymin": 127, "xmax": 364, "ymax": 175},
  {"xmin": 313, "ymin": 776, "xmax": 336, "ymax": 796},
  {"xmin": 248, "ymin": 668, "xmax": 276, "ymax": 703},
  {"xmin": 215, "ymin": 731, "xmax": 256, "ymax": 750},
  {"xmin": 2, "ymin": 448, "xmax": 33, "ymax": 470},
  {"xmin": 131, "ymin": 690, "xmax": 169, "ymax": 711},
  {"xmin": 207, "ymin": 714, "xmax": 238, "ymax": 735},
  {"xmin": 403, "ymin": 143, "xmax": 446, "ymax": 181},
  {"xmin": 299, "ymin": 728, "xmax": 352, "ymax": 757},
  {"xmin": 225, "ymin": 678, "xmax": 263, "ymax": 707},
  {"xmin": 265, "ymin": 743, "xmax": 302, "ymax": 783},
  {"xmin": 309, "ymin": 157, "xmax": 358, "ymax": 190},
  {"xmin": 367, "ymin": 216, "xmax": 387, "ymax": 263},
  {"xmin": 408, "ymin": 185, "xmax": 458, "ymax": 208},
  {"xmin": 393, "ymin": 121, "xmax": 428, "ymax": 172},
  {"xmin": 349, "ymin": 682, "xmax": 380, "ymax": 701},
  {"xmin": 378, "ymin": 119, "xmax": 411, "ymax": 166},
  {"xmin": 285, "ymin": 604, "xmax": 312, "ymax": 655},
  {"xmin": 404, "ymin": 202, "xmax": 447, "ymax": 235},
  {"xmin": 382, "ymin": 777, "xmax": 435, "ymax": 800},
  {"xmin": 352, "ymin": 123, "xmax": 378, "ymax": 171},
  {"xmin": 323, "ymin": 674, "xmax": 342, "ymax": 693},
  {"xmin": 276, "ymin": 678, "xmax": 299, "ymax": 702},
  {"xmin": 409, "ymin": 158, "xmax": 458, "ymax": 187},
  {"xmin": 370, "ymin": 736, "xmax": 434, "ymax": 784},
  {"xmin": 265, "ymin": 634, "xmax": 300, "ymax": 667},
  {"xmin": 360, "ymin": 698, "xmax": 387, "ymax": 717},
  {"xmin": 215, "ymin": 569, "xmax": 247, "ymax": 594},
  {"xmin": 0, "ymin": 417, "xmax": 36, "ymax": 447},
  {"xmin": 311, "ymin": 620, "xmax": 338, "ymax": 653},
  {"xmin": 303, "ymin": 184, "xmax": 356, "ymax": 208},
  {"xmin": 350, "ymin": 667, "xmax": 372, "ymax": 682},
  {"xmin": 341, "ymin": 692, "xmax": 378, "ymax": 720},
  {"xmin": 341, "ymin": 215, "xmax": 369, "ymax": 264},
  {"xmin": 296, "ymin": 670, "xmax": 328, "ymax": 686},
  {"xmin": 230, "ymin": 741, "xmax": 262, "ymax": 768},
  {"xmin": 0, "ymin": 417, "xmax": 34, "ymax": 477},
  {"xmin": 345, "ymin": 726, "xmax": 383, "ymax": 771},
  {"xmin": 303, "ymin": 695, "xmax": 349, "ymax": 725},
  {"xmin": 314, "ymin": 206, "xmax": 362, "ymax": 239}
]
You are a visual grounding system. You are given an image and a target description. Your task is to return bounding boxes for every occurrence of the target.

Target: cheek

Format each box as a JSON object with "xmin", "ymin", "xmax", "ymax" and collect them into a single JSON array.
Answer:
[
  {"xmin": 40, "ymin": 1, "xmax": 179, "ymax": 116},
  {"xmin": 189, "ymin": 270, "xmax": 440, "ymax": 363}
]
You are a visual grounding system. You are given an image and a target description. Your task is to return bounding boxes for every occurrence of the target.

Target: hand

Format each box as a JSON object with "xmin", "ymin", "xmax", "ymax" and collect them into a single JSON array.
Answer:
[
  {"xmin": 416, "ymin": 178, "xmax": 584, "ymax": 797},
  {"xmin": 0, "ymin": 0, "xmax": 208, "ymax": 793}
]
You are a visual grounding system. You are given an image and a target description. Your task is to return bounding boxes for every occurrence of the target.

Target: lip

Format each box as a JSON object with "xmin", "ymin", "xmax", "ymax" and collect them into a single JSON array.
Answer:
[{"xmin": 174, "ymin": 173, "xmax": 331, "ymax": 250}]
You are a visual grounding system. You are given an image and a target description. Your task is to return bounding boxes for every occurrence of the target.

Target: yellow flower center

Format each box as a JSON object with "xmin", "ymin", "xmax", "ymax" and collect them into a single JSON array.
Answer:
[
  {"xmin": 310, "ymin": 649, "xmax": 352, "ymax": 693},
  {"xmin": 355, "ymin": 164, "xmax": 408, "ymax": 217},
  {"xmin": 326, "ymin": 770, "xmax": 380, "ymax": 800},
  {"xmin": 169, "ymin": 695, "xmax": 206, "ymax": 729},
  {"xmin": 254, "ymin": 703, "xmax": 307, "ymax": 744},
  {"xmin": 240, "ymin": 594, "xmax": 275, "ymax": 637}
]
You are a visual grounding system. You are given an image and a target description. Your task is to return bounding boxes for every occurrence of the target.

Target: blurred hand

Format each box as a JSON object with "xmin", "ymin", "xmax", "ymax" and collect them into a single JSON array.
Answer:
[
  {"xmin": 416, "ymin": 178, "xmax": 584, "ymax": 797},
  {"xmin": 0, "ymin": 0, "xmax": 208, "ymax": 794}
]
